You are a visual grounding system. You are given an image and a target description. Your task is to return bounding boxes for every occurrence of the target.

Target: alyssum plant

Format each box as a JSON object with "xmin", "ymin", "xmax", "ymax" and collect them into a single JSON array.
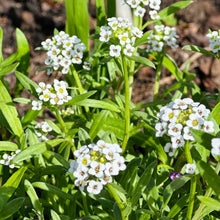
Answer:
[{"xmin": 0, "ymin": 0, "xmax": 220, "ymax": 219}]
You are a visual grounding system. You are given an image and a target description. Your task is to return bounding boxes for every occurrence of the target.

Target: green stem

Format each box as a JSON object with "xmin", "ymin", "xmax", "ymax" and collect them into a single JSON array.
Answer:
[
  {"xmin": 107, "ymin": 183, "xmax": 128, "ymax": 220},
  {"xmin": 153, "ymin": 54, "xmax": 163, "ymax": 101},
  {"xmin": 81, "ymin": 191, "xmax": 89, "ymax": 216},
  {"xmin": 54, "ymin": 108, "xmax": 67, "ymax": 135},
  {"xmin": 184, "ymin": 141, "xmax": 196, "ymax": 220},
  {"xmin": 70, "ymin": 65, "xmax": 89, "ymax": 113},
  {"xmin": 192, "ymin": 161, "xmax": 220, "ymax": 220},
  {"xmin": 121, "ymin": 55, "xmax": 130, "ymax": 153}
]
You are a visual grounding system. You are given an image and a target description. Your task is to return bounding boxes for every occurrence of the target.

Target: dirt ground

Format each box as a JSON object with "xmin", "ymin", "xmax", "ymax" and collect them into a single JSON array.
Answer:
[{"xmin": 0, "ymin": 0, "xmax": 220, "ymax": 105}]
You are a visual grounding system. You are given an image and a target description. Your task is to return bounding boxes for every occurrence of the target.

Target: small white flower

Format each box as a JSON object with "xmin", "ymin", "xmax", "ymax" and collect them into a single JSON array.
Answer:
[
  {"xmin": 134, "ymin": 6, "xmax": 146, "ymax": 17},
  {"xmin": 68, "ymin": 160, "xmax": 78, "ymax": 173},
  {"xmin": 87, "ymin": 180, "xmax": 103, "ymax": 195},
  {"xmin": 109, "ymin": 45, "xmax": 121, "ymax": 57},
  {"xmin": 118, "ymin": 33, "xmax": 130, "ymax": 46},
  {"xmin": 149, "ymin": 0, "xmax": 161, "ymax": 10},
  {"xmin": 211, "ymin": 138, "xmax": 220, "ymax": 156},
  {"xmin": 183, "ymin": 126, "xmax": 195, "ymax": 141},
  {"xmin": 32, "ymin": 100, "xmax": 43, "ymax": 110},
  {"xmin": 131, "ymin": 27, "xmax": 143, "ymax": 38},
  {"xmin": 105, "ymin": 162, "xmax": 119, "ymax": 176},
  {"xmin": 74, "ymin": 165, "xmax": 89, "ymax": 181},
  {"xmin": 164, "ymin": 142, "xmax": 176, "ymax": 157},
  {"xmin": 74, "ymin": 145, "xmax": 90, "ymax": 158},
  {"xmin": 74, "ymin": 179, "xmax": 86, "ymax": 192},
  {"xmin": 83, "ymin": 62, "xmax": 91, "ymax": 70},
  {"xmin": 127, "ymin": 0, "xmax": 141, "ymax": 8},
  {"xmin": 149, "ymin": 10, "xmax": 160, "ymax": 20},
  {"xmin": 171, "ymin": 135, "xmax": 185, "ymax": 148},
  {"xmin": 41, "ymin": 122, "xmax": 52, "ymax": 133},
  {"xmin": 142, "ymin": 0, "xmax": 149, "ymax": 5},
  {"xmin": 193, "ymin": 104, "xmax": 210, "ymax": 117},
  {"xmin": 168, "ymin": 123, "xmax": 183, "ymax": 137},
  {"xmin": 186, "ymin": 114, "xmax": 204, "ymax": 130},
  {"xmin": 39, "ymin": 90, "xmax": 51, "ymax": 102},
  {"xmin": 203, "ymin": 120, "xmax": 214, "ymax": 133},
  {"xmin": 155, "ymin": 122, "xmax": 167, "ymax": 137},
  {"xmin": 123, "ymin": 44, "xmax": 135, "ymax": 56},
  {"xmin": 185, "ymin": 163, "xmax": 196, "ymax": 174}
]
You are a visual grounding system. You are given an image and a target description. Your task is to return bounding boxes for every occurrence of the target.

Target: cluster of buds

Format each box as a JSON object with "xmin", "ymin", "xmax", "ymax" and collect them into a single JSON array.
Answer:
[
  {"xmin": 41, "ymin": 31, "xmax": 86, "ymax": 74},
  {"xmin": 60, "ymin": 107, "xmax": 75, "ymax": 117},
  {"xmin": 146, "ymin": 25, "xmax": 179, "ymax": 53},
  {"xmin": 34, "ymin": 121, "xmax": 53, "ymax": 142},
  {"xmin": 99, "ymin": 17, "xmax": 143, "ymax": 57},
  {"xmin": 206, "ymin": 30, "xmax": 220, "ymax": 54},
  {"xmin": 32, "ymin": 79, "xmax": 72, "ymax": 110},
  {"xmin": 123, "ymin": 0, "xmax": 161, "ymax": 19},
  {"xmin": 155, "ymin": 98, "xmax": 214, "ymax": 157},
  {"xmin": 0, "ymin": 150, "xmax": 21, "ymax": 169},
  {"xmin": 68, "ymin": 140, "xmax": 126, "ymax": 195}
]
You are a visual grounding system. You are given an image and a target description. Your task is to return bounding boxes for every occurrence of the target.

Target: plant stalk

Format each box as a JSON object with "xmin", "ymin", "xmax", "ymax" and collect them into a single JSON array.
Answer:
[
  {"xmin": 184, "ymin": 141, "xmax": 196, "ymax": 220},
  {"xmin": 107, "ymin": 183, "xmax": 128, "ymax": 220},
  {"xmin": 121, "ymin": 55, "xmax": 130, "ymax": 153},
  {"xmin": 54, "ymin": 108, "xmax": 67, "ymax": 135}
]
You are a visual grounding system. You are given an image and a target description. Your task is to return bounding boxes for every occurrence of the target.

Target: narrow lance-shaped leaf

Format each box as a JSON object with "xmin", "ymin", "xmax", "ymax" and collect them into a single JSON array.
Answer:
[
  {"xmin": 0, "ymin": 141, "xmax": 18, "ymax": 151},
  {"xmin": 126, "ymin": 55, "xmax": 155, "ymax": 69},
  {"xmin": 197, "ymin": 160, "xmax": 220, "ymax": 196},
  {"xmin": 24, "ymin": 180, "xmax": 44, "ymax": 217},
  {"xmin": 197, "ymin": 196, "xmax": 220, "ymax": 211},
  {"xmin": 89, "ymin": 110, "xmax": 109, "ymax": 140},
  {"xmin": 65, "ymin": 0, "xmax": 89, "ymax": 50},
  {"xmin": 0, "ymin": 197, "xmax": 25, "ymax": 220},
  {"xmin": 211, "ymin": 102, "xmax": 220, "ymax": 125},
  {"xmin": 183, "ymin": 45, "xmax": 216, "ymax": 57},
  {"xmin": 0, "ymin": 80, "xmax": 24, "ymax": 140},
  {"xmin": 0, "ymin": 167, "xmax": 27, "ymax": 212}
]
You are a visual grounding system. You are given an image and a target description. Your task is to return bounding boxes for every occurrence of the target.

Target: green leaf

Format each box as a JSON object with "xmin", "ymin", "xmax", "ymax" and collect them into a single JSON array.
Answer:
[
  {"xmin": 21, "ymin": 109, "xmax": 41, "ymax": 126},
  {"xmin": 131, "ymin": 160, "xmax": 157, "ymax": 206},
  {"xmin": 211, "ymin": 102, "xmax": 220, "ymax": 125},
  {"xmin": 163, "ymin": 175, "xmax": 191, "ymax": 209},
  {"xmin": 183, "ymin": 45, "xmax": 216, "ymax": 57},
  {"xmin": 190, "ymin": 129, "xmax": 213, "ymax": 150},
  {"xmin": 0, "ymin": 141, "xmax": 18, "ymax": 151},
  {"xmin": 15, "ymin": 71, "xmax": 38, "ymax": 96},
  {"xmin": 65, "ymin": 0, "xmax": 89, "ymax": 50},
  {"xmin": 89, "ymin": 110, "xmax": 109, "ymax": 140},
  {"xmin": 76, "ymin": 99, "xmax": 120, "ymax": 112},
  {"xmin": 24, "ymin": 180, "xmax": 44, "ymax": 216},
  {"xmin": 0, "ymin": 80, "xmax": 24, "ymax": 139},
  {"xmin": 0, "ymin": 197, "xmax": 25, "ymax": 220},
  {"xmin": 13, "ymin": 139, "xmax": 64, "ymax": 163},
  {"xmin": 51, "ymin": 210, "xmax": 61, "ymax": 220},
  {"xmin": 0, "ymin": 167, "xmax": 27, "ymax": 212},
  {"xmin": 95, "ymin": 0, "xmax": 106, "ymax": 27},
  {"xmin": 197, "ymin": 196, "xmax": 220, "ymax": 211},
  {"xmin": 63, "ymin": 90, "xmax": 96, "ymax": 106},
  {"xmin": 162, "ymin": 54, "xmax": 183, "ymax": 81},
  {"xmin": 197, "ymin": 160, "xmax": 220, "ymax": 196},
  {"xmin": 16, "ymin": 28, "xmax": 30, "ymax": 75},
  {"xmin": 13, "ymin": 97, "xmax": 31, "ymax": 104},
  {"xmin": 0, "ymin": 63, "xmax": 19, "ymax": 77},
  {"xmin": 106, "ymin": 0, "xmax": 116, "ymax": 18},
  {"xmin": 45, "ymin": 119, "xmax": 62, "ymax": 135},
  {"xmin": 0, "ymin": 53, "xmax": 17, "ymax": 69},
  {"xmin": 159, "ymin": 1, "xmax": 193, "ymax": 19},
  {"xmin": 32, "ymin": 182, "xmax": 75, "ymax": 201},
  {"xmin": 126, "ymin": 55, "xmax": 155, "ymax": 69},
  {"xmin": 167, "ymin": 194, "xmax": 188, "ymax": 218}
]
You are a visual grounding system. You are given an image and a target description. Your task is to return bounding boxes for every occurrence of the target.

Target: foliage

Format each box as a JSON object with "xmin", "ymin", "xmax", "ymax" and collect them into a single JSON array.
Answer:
[{"xmin": 0, "ymin": 1, "xmax": 220, "ymax": 220}]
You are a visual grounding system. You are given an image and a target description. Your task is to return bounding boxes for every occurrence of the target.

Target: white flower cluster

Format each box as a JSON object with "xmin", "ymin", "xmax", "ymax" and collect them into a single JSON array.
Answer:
[
  {"xmin": 155, "ymin": 98, "xmax": 214, "ymax": 156},
  {"xmin": 68, "ymin": 140, "xmax": 126, "ymax": 195},
  {"xmin": 34, "ymin": 121, "xmax": 53, "ymax": 142},
  {"xmin": 41, "ymin": 31, "xmax": 86, "ymax": 74},
  {"xmin": 0, "ymin": 150, "xmax": 21, "ymax": 169},
  {"xmin": 211, "ymin": 138, "xmax": 220, "ymax": 156},
  {"xmin": 99, "ymin": 17, "xmax": 143, "ymax": 57},
  {"xmin": 32, "ymin": 79, "xmax": 72, "ymax": 110},
  {"xmin": 123, "ymin": 0, "xmax": 161, "ymax": 19},
  {"xmin": 206, "ymin": 30, "xmax": 220, "ymax": 54},
  {"xmin": 146, "ymin": 25, "xmax": 179, "ymax": 53}
]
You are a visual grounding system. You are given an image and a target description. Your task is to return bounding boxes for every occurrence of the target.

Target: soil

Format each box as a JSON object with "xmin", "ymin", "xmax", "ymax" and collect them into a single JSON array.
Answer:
[{"xmin": 0, "ymin": 0, "xmax": 220, "ymax": 106}]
